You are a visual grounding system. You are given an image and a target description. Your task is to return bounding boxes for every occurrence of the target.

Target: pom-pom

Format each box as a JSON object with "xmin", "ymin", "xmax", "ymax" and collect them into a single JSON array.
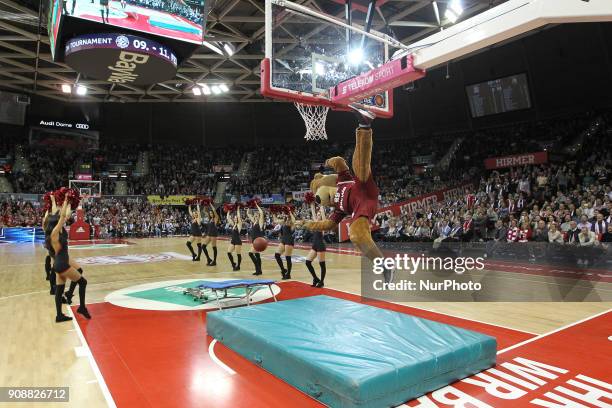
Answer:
[
  {"xmin": 304, "ymin": 191, "xmax": 315, "ymax": 204},
  {"xmin": 223, "ymin": 203, "xmax": 236, "ymax": 213},
  {"xmin": 42, "ymin": 191, "xmax": 53, "ymax": 212},
  {"xmin": 246, "ymin": 198, "xmax": 262, "ymax": 208},
  {"xmin": 53, "ymin": 187, "xmax": 68, "ymax": 204},
  {"xmin": 283, "ymin": 204, "xmax": 295, "ymax": 214},
  {"xmin": 65, "ymin": 188, "xmax": 81, "ymax": 209}
]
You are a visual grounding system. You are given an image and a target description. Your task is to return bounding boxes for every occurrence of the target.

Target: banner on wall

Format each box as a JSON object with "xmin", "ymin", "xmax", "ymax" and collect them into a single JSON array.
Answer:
[
  {"xmin": 213, "ymin": 164, "xmax": 233, "ymax": 173},
  {"xmin": 99, "ymin": 195, "xmax": 144, "ymax": 204},
  {"xmin": 147, "ymin": 195, "xmax": 195, "ymax": 205},
  {"xmin": 0, "ymin": 193, "xmax": 42, "ymax": 204},
  {"xmin": 338, "ymin": 183, "xmax": 474, "ymax": 242},
  {"xmin": 239, "ymin": 194, "xmax": 285, "ymax": 205},
  {"xmin": 291, "ymin": 190, "xmax": 310, "ymax": 201},
  {"xmin": 484, "ymin": 151, "xmax": 548, "ymax": 170},
  {"xmin": 411, "ymin": 154, "xmax": 434, "ymax": 165}
]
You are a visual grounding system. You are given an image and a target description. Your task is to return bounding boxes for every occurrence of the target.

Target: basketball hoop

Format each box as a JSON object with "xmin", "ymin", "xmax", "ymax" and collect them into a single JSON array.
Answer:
[{"xmin": 295, "ymin": 102, "xmax": 329, "ymax": 141}]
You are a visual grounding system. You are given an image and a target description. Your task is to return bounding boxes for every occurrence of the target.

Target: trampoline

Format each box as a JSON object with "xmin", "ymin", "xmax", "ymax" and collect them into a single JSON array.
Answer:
[{"xmin": 183, "ymin": 279, "xmax": 277, "ymax": 310}]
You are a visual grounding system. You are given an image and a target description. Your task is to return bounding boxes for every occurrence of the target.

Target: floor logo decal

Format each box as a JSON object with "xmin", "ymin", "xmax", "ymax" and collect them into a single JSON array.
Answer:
[
  {"xmin": 75, "ymin": 252, "xmax": 189, "ymax": 265},
  {"xmin": 105, "ymin": 278, "xmax": 281, "ymax": 311}
]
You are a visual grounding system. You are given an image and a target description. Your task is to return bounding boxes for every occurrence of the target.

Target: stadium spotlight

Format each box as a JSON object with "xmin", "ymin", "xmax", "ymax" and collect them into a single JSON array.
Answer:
[
  {"xmin": 223, "ymin": 43, "xmax": 235, "ymax": 56},
  {"xmin": 76, "ymin": 85, "xmax": 87, "ymax": 96},
  {"xmin": 61, "ymin": 84, "xmax": 72, "ymax": 93},
  {"xmin": 211, "ymin": 85, "xmax": 221, "ymax": 95},
  {"xmin": 444, "ymin": 0, "xmax": 463, "ymax": 23},
  {"xmin": 348, "ymin": 48, "xmax": 364, "ymax": 65},
  {"xmin": 219, "ymin": 83, "xmax": 229, "ymax": 92},
  {"xmin": 314, "ymin": 62, "xmax": 326, "ymax": 76},
  {"xmin": 202, "ymin": 41, "xmax": 224, "ymax": 56},
  {"xmin": 192, "ymin": 87, "xmax": 202, "ymax": 96},
  {"xmin": 201, "ymin": 84, "xmax": 211, "ymax": 95}
]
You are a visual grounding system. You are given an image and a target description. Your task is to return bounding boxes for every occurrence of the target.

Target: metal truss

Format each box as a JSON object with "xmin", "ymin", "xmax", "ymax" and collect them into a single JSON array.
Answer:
[{"xmin": 0, "ymin": 0, "xmax": 507, "ymax": 103}]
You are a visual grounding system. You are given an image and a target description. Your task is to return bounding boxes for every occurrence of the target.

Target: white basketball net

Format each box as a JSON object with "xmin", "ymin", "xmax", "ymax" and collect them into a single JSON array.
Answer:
[{"xmin": 295, "ymin": 102, "xmax": 329, "ymax": 141}]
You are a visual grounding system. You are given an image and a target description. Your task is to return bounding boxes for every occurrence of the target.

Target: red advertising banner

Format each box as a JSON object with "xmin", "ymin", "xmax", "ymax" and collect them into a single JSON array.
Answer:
[
  {"xmin": 338, "ymin": 183, "xmax": 474, "ymax": 242},
  {"xmin": 484, "ymin": 152, "xmax": 548, "ymax": 170}
]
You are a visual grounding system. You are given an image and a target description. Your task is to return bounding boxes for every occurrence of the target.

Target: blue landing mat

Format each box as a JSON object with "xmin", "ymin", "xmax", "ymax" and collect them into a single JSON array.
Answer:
[{"xmin": 207, "ymin": 295, "xmax": 496, "ymax": 407}]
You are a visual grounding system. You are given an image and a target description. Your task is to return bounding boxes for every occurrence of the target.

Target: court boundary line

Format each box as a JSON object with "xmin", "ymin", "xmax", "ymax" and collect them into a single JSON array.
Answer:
[
  {"xmin": 497, "ymin": 308, "xmax": 611, "ymax": 355},
  {"xmin": 209, "ymin": 339, "xmax": 237, "ymax": 375},
  {"xmin": 68, "ymin": 307, "xmax": 118, "ymax": 408}
]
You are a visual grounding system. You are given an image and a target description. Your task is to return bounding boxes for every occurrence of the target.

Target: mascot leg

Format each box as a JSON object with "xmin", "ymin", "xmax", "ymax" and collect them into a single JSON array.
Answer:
[
  {"xmin": 352, "ymin": 127, "xmax": 373, "ymax": 182},
  {"xmin": 349, "ymin": 217, "xmax": 383, "ymax": 261},
  {"xmin": 349, "ymin": 217, "xmax": 394, "ymax": 283}
]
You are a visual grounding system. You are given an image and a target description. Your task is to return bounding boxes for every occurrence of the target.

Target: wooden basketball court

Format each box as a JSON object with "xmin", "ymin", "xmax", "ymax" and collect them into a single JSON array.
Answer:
[{"xmin": 0, "ymin": 237, "xmax": 610, "ymax": 408}]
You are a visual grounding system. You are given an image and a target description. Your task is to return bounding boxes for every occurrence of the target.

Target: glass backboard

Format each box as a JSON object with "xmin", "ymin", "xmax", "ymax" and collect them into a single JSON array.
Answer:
[{"xmin": 262, "ymin": 0, "xmax": 394, "ymax": 117}]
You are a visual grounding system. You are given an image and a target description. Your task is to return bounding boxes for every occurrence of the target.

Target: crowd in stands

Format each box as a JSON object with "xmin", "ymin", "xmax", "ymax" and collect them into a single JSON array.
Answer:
[
  {"xmin": 375, "ymin": 112, "xmax": 612, "ymax": 260},
  {"xmin": 0, "ymin": 198, "xmax": 42, "ymax": 227},
  {"xmin": 125, "ymin": 0, "xmax": 203, "ymax": 24},
  {"xmin": 1, "ymin": 110, "xmax": 611, "ymax": 262}
]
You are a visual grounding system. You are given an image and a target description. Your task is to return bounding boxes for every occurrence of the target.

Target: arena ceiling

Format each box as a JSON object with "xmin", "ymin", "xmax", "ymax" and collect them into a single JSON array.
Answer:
[{"xmin": 0, "ymin": 0, "xmax": 507, "ymax": 103}]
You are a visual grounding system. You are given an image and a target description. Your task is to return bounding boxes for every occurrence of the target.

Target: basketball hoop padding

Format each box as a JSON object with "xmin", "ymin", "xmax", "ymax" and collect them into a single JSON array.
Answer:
[{"xmin": 330, "ymin": 55, "xmax": 425, "ymax": 105}]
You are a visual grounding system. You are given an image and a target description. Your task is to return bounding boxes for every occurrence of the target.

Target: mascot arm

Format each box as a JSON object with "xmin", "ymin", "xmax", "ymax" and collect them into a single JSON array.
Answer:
[
  {"xmin": 352, "ymin": 127, "xmax": 373, "ymax": 183},
  {"xmin": 305, "ymin": 220, "xmax": 338, "ymax": 232}
]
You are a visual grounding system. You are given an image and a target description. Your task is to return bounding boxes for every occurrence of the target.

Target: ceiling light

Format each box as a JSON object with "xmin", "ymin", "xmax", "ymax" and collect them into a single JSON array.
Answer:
[
  {"xmin": 202, "ymin": 41, "xmax": 224, "ymax": 56},
  {"xmin": 211, "ymin": 85, "xmax": 221, "ymax": 95},
  {"xmin": 314, "ymin": 62, "xmax": 325, "ymax": 76},
  {"xmin": 219, "ymin": 83, "xmax": 229, "ymax": 92},
  {"xmin": 192, "ymin": 87, "xmax": 202, "ymax": 96},
  {"xmin": 445, "ymin": 0, "xmax": 463, "ymax": 23},
  {"xmin": 61, "ymin": 84, "xmax": 71, "ymax": 93},
  {"xmin": 348, "ymin": 48, "xmax": 363, "ymax": 65},
  {"xmin": 76, "ymin": 85, "xmax": 87, "ymax": 95},
  {"xmin": 223, "ymin": 43, "xmax": 234, "ymax": 56}
]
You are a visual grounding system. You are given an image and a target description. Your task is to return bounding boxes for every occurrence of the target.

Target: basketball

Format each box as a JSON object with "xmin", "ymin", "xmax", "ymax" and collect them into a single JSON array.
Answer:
[{"xmin": 253, "ymin": 237, "xmax": 268, "ymax": 252}]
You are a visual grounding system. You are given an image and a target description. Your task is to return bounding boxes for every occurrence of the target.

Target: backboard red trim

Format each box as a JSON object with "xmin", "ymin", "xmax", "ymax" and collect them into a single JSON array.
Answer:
[
  {"xmin": 330, "ymin": 54, "xmax": 425, "ymax": 105},
  {"xmin": 260, "ymin": 57, "xmax": 395, "ymax": 118}
]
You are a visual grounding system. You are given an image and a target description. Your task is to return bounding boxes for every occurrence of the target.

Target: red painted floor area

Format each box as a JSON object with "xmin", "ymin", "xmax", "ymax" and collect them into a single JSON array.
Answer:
[
  {"xmin": 407, "ymin": 311, "xmax": 612, "ymax": 407},
  {"xmin": 74, "ymin": 282, "xmax": 536, "ymax": 408}
]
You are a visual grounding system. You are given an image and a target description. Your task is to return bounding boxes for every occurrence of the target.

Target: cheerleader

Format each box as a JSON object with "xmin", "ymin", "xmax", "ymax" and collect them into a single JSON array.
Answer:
[
  {"xmin": 99, "ymin": 0, "xmax": 109, "ymax": 23},
  {"xmin": 202, "ymin": 203, "xmax": 220, "ymax": 266},
  {"xmin": 186, "ymin": 204, "xmax": 203, "ymax": 261},
  {"xmin": 247, "ymin": 203, "xmax": 265, "ymax": 275},
  {"xmin": 50, "ymin": 199, "xmax": 90, "ymax": 322},
  {"xmin": 226, "ymin": 208, "xmax": 242, "ymax": 271},
  {"xmin": 42, "ymin": 198, "xmax": 58, "ymax": 296},
  {"xmin": 305, "ymin": 203, "xmax": 327, "ymax": 288},
  {"xmin": 274, "ymin": 209, "xmax": 295, "ymax": 280}
]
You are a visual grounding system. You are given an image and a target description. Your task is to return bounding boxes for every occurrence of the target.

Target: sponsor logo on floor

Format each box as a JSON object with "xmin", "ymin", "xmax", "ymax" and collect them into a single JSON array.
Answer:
[
  {"xmin": 105, "ymin": 278, "xmax": 281, "ymax": 311},
  {"xmin": 75, "ymin": 251, "xmax": 191, "ymax": 265},
  {"xmin": 70, "ymin": 243, "xmax": 129, "ymax": 250}
]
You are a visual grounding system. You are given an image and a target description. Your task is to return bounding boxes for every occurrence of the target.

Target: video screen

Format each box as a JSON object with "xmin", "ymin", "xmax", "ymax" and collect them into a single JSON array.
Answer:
[
  {"xmin": 466, "ymin": 73, "xmax": 531, "ymax": 118},
  {"xmin": 47, "ymin": 0, "xmax": 63, "ymax": 59},
  {"xmin": 64, "ymin": 0, "xmax": 205, "ymax": 44}
]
